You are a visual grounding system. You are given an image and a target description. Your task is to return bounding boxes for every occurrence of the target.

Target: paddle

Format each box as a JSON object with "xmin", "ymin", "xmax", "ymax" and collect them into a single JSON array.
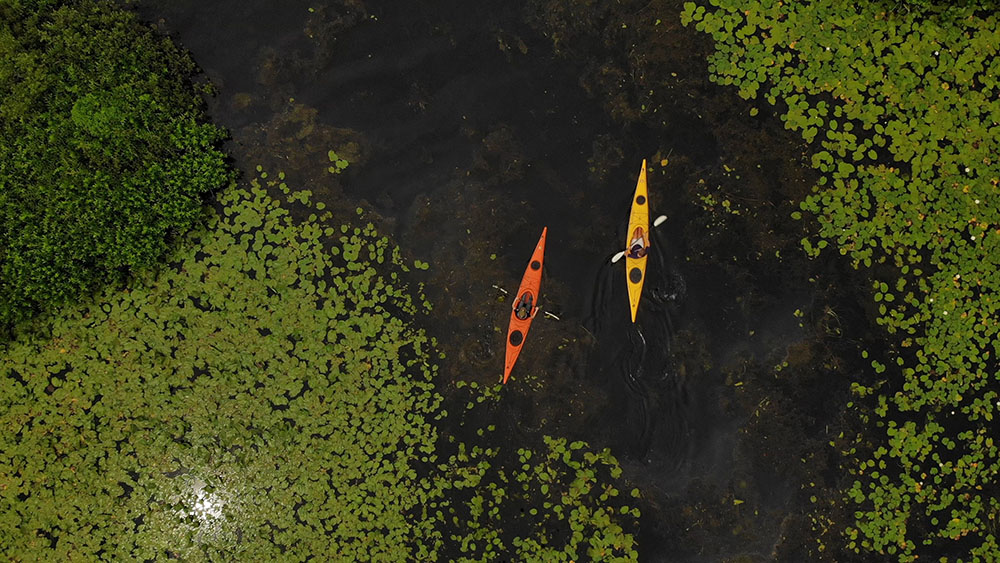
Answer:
[{"xmin": 611, "ymin": 215, "xmax": 668, "ymax": 263}]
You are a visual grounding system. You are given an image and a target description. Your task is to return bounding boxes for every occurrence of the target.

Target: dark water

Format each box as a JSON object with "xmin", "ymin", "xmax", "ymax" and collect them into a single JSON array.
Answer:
[{"xmin": 135, "ymin": 0, "xmax": 861, "ymax": 560}]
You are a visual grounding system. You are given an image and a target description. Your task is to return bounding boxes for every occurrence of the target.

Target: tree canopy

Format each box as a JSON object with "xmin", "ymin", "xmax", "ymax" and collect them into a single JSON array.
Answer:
[{"xmin": 0, "ymin": 0, "xmax": 233, "ymax": 331}]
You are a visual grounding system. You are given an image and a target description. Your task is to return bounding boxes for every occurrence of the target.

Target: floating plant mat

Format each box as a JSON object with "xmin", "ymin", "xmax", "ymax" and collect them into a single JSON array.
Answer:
[
  {"xmin": 682, "ymin": 1, "xmax": 1000, "ymax": 560},
  {"xmin": 0, "ymin": 172, "xmax": 638, "ymax": 560},
  {"xmin": 0, "ymin": 175, "xmax": 441, "ymax": 560},
  {"xmin": 439, "ymin": 431, "xmax": 640, "ymax": 562}
]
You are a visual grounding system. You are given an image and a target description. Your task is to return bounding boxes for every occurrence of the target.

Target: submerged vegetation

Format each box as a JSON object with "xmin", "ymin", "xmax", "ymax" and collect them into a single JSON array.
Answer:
[
  {"xmin": 0, "ymin": 166, "xmax": 639, "ymax": 559},
  {"xmin": 0, "ymin": 0, "xmax": 232, "ymax": 330},
  {"xmin": 683, "ymin": 1, "xmax": 1000, "ymax": 560}
]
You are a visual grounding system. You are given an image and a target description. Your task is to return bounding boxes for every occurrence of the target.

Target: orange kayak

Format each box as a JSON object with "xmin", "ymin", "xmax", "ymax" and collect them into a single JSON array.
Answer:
[
  {"xmin": 625, "ymin": 160, "xmax": 649, "ymax": 323},
  {"xmin": 502, "ymin": 227, "xmax": 547, "ymax": 384}
]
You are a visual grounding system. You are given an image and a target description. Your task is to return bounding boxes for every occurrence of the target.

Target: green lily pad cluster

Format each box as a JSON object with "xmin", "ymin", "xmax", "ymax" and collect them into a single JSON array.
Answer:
[
  {"xmin": 0, "ymin": 175, "xmax": 442, "ymax": 560},
  {"xmin": 327, "ymin": 149, "xmax": 349, "ymax": 174},
  {"xmin": 883, "ymin": 0, "xmax": 1000, "ymax": 18},
  {"xmin": 440, "ymin": 433, "xmax": 639, "ymax": 562},
  {"xmin": 682, "ymin": 1, "xmax": 1000, "ymax": 560},
  {"xmin": 0, "ymin": 0, "xmax": 233, "ymax": 330}
]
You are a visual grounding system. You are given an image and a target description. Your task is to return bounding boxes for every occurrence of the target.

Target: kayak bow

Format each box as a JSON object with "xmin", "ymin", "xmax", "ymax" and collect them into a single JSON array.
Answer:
[
  {"xmin": 502, "ymin": 227, "xmax": 547, "ymax": 384},
  {"xmin": 625, "ymin": 160, "xmax": 649, "ymax": 323}
]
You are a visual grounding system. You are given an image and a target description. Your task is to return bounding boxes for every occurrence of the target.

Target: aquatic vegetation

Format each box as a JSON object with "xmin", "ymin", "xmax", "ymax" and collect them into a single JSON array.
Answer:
[
  {"xmin": 454, "ymin": 379, "xmax": 505, "ymax": 413},
  {"xmin": 682, "ymin": 1, "xmax": 1000, "ymax": 560},
  {"xmin": 327, "ymin": 149, "xmax": 350, "ymax": 174},
  {"xmin": 0, "ymin": 175, "xmax": 442, "ymax": 559},
  {"xmin": 441, "ymin": 433, "xmax": 640, "ymax": 562},
  {"xmin": 878, "ymin": 0, "xmax": 1000, "ymax": 17},
  {"xmin": 0, "ymin": 165, "xmax": 640, "ymax": 559},
  {"xmin": 0, "ymin": 0, "xmax": 233, "ymax": 330}
]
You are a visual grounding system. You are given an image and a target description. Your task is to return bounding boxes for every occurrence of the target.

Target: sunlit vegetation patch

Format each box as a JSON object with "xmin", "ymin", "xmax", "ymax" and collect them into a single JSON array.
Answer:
[
  {"xmin": 0, "ymin": 0, "xmax": 233, "ymax": 330},
  {"xmin": 441, "ymin": 431, "xmax": 640, "ymax": 562},
  {"xmin": 0, "ymin": 177, "xmax": 442, "ymax": 560},
  {"xmin": 682, "ymin": 1, "xmax": 1000, "ymax": 560}
]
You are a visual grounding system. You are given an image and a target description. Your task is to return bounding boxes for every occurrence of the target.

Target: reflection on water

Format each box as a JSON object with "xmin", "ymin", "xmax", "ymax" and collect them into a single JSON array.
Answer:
[
  {"xmin": 188, "ymin": 476, "xmax": 225, "ymax": 522},
  {"xmin": 161, "ymin": 472, "xmax": 236, "ymax": 549}
]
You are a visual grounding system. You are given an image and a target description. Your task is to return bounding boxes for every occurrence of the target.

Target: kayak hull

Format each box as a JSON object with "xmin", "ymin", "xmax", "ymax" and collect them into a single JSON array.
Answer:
[
  {"xmin": 625, "ymin": 160, "xmax": 649, "ymax": 323},
  {"xmin": 503, "ymin": 227, "xmax": 547, "ymax": 384}
]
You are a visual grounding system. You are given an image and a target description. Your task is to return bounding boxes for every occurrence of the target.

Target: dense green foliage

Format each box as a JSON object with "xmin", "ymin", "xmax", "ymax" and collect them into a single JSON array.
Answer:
[
  {"xmin": 0, "ymin": 170, "xmax": 639, "ymax": 559},
  {"xmin": 682, "ymin": 1, "xmax": 1000, "ymax": 560},
  {"xmin": 0, "ymin": 0, "xmax": 232, "ymax": 329},
  {"xmin": 0, "ymin": 177, "xmax": 443, "ymax": 559}
]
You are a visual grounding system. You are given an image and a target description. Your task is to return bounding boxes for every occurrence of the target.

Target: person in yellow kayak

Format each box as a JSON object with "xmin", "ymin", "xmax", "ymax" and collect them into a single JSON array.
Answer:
[
  {"xmin": 627, "ymin": 226, "xmax": 648, "ymax": 259},
  {"xmin": 514, "ymin": 292, "xmax": 535, "ymax": 320}
]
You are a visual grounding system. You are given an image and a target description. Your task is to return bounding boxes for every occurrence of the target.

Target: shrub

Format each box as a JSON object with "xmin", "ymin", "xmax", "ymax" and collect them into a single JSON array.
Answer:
[{"xmin": 0, "ymin": 0, "xmax": 233, "ymax": 331}]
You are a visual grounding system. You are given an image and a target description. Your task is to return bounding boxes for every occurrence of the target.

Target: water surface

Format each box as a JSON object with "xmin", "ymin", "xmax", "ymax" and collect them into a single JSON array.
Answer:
[{"xmin": 136, "ymin": 0, "xmax": 863, "ymax": 559}]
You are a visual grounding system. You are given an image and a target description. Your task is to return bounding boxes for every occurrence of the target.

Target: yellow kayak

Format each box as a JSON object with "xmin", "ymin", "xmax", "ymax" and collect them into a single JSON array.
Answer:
[{"xmin": 625, "ymin": 160, "xmax": 649, "ymax": 323}]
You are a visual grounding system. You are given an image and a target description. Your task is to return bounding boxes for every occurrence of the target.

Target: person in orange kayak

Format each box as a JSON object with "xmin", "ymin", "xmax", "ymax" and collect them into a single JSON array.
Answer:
[
  {"xmin": 514, "ymin": 292, "xmax": 535, "ymax": 320},
  {"xmin": 627, "ymin": 226, "xmax": 648, "ymax": 259}
]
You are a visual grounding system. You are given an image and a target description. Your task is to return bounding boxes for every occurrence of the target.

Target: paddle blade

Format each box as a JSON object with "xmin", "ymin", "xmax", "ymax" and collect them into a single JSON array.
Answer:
[
  {"xmin": 611, "ymin": 250, "xmax": 626, "ymax": 264},
  {"xmin": 653, "ymin": 214, "xmax": 667, "ymax": 227}
]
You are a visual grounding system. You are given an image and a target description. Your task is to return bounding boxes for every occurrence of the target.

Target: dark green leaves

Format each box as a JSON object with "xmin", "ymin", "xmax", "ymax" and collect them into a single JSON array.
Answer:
[{"xmin": 0, "ymin": 0, "xmax": 234, "ymax": 331}]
